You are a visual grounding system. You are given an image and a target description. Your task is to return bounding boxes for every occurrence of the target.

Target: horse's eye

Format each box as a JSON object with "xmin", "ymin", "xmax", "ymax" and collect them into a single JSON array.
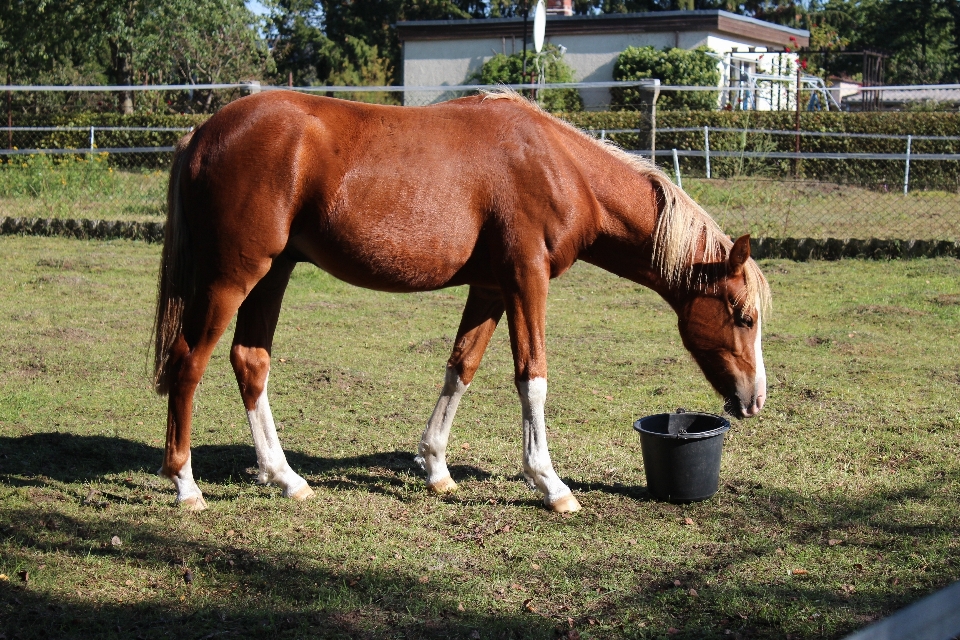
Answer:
[{"xmin": 736, "ymin": 314, "xmax": 754, "ymax": 329}]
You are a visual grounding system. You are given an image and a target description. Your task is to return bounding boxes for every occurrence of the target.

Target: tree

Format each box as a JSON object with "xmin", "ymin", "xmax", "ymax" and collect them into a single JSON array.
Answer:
[
  {"xmin": 0, "ymin": 1, "xmax": 101, "ymax": 84},
  {"xmin": 472, "ymin": 44, "xmax": 583, "ymax": 110},
  {"xmin": 613, "ymin": 45, "xmax": 720, "ymax": 110},
  {"xmin": 0, "ymin": 0, "xmax": 271, "ymax": 114},
  {"xmin": 136, "ymin": 0, "xmax": 274, "ymax": 112},
  {"xmin": 270, "ymin": 0, "xmax": 480, "ymax": 87},
  {"xmin": 862, "ymin": 0, "xmax": 957, "ymax": 83},
  {"xmin": 809, "ymin": 0, "xmax": 959, "ymax": 85}
]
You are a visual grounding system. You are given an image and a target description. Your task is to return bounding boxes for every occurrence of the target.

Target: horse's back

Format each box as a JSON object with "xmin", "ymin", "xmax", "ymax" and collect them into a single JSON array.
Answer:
[{"xmin": 178, "ymin": 92, "xmax": 598, "ymax": 291}]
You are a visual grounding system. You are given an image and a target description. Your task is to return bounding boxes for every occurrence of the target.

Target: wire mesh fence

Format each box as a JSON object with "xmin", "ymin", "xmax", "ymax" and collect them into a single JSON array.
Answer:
[
  {"xmin": 1, "ymin": 83, "xmax": 958, "ymax": 241},
  {"xmin": 0, "ymin": 127, "xmax": 180, "ymax": 221}
]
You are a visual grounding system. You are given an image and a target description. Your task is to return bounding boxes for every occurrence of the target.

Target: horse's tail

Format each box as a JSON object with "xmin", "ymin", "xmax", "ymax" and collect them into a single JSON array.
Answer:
[{"xmin": 152, "ymin": 131, "xmax": 196, "ymax": 395}]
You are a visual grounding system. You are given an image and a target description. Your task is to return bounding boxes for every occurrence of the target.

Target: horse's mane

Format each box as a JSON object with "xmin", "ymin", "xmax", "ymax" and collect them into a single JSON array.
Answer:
[{"xmin": 481, "ymin": 90, "xmax": 771, "ymax": 316}]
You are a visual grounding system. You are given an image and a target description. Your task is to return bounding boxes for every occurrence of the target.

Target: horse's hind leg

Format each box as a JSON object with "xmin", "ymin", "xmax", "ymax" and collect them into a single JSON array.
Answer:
[
  {"xmin": 230, "ymin": 255, "xmax": 313, "ymax": 500},
  {"xmin": 417, "ymin": 286, "xmax": 504, "ymax": 494},
  {"xmin": 162, "ymin": 283, "xmax": 246, "ymax": 510}
]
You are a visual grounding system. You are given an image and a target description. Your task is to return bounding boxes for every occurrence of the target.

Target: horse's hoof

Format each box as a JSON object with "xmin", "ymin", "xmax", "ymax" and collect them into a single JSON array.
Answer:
[
  {"xmin": 548, "ymin": 493, "xmax": 581, "ymax": 513},
  {"xmin": 427, "ymin": 476, "xmax": 458, "ymax": 494},
  {"xmin": 179, "ymin": 495, "xmax": 208, "ymax": 511},
  {"xmin": 288, "ymin": 484, "xmax": 315, "ymax": 501}
]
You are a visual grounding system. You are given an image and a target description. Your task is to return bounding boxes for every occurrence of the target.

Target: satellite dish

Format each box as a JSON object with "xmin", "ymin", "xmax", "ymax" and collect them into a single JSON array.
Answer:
[{"xmin": 533, "ymin": 0, "xmax": 546, "ymax": 53}]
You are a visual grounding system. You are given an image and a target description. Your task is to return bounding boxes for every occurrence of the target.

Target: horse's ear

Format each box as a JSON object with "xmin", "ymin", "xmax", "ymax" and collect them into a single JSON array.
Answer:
[{"xmin": 728, "ymin": 234, "xmax": 751, "ymax": 276}]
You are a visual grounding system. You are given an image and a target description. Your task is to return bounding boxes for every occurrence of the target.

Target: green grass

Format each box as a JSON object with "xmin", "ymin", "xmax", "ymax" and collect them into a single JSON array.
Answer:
[
  {"xmin": 2, "ymin": 160, "xmax": 960, "ymax": 240},
  {"xmin": 0, "ymin": 154, "xmax": 167, "ymax": 222},
  {"xmin": 1, "ymin": 236, "xmax": 959, "ymax": 639}
]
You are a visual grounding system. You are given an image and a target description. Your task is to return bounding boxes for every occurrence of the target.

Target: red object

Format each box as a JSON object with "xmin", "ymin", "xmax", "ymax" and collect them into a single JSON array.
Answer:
[{"xmin": 545, "ymin": 0, "xmax": 572, "ymax": 15}]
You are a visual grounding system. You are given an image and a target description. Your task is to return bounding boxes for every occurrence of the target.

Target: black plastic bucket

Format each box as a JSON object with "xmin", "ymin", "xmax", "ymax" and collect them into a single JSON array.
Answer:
[{"xmin": 633, "ymin": 411, "xmax": 731, "ymax": 502}]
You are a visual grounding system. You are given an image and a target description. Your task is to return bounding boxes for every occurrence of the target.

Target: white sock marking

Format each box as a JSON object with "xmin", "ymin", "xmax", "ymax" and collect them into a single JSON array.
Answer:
[
  {"xmin": 754, "ymin": 298, "xmax": 766, "ymax": 410},
  {"xmin": 169, "ymin": 453, "xmax": 203, "ymax": 503},
  {"xmin": 416, "ymin": 367, "xmax": 468, "ymax": 485},
  {"xmin": 517, "ymin": 377, "xmax": 572, "ymax": 504},
  {"xmin": 246, "ymin": 374, "xmax": 309, "ymax": 497}
]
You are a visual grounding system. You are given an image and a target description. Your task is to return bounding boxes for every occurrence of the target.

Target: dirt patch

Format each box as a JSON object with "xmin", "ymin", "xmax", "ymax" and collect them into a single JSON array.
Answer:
[
  {"xmin": 40, "ymin": 327, "xmax": 96, "ymax": 343},
  {"xmin": 9, "ymin": 310, "xmax": 44, "ymax": 322},
  {"xmin": 407, "ymin": 336, "xmax": 452, "ymax": 355},
  {"xmin": 853, "ymin": 304, "xmax": 927, "ymax": 317},
  {"xmin": 33, "ymin": 274, "xmax": 87, "ymax": 287},
  {"xmin": 308, "ymin": 367, "xmax": 372, "ymax": 392},
  {"xmin": 932, "ymin": 293, "xmax": 960, "ymax": 306},
  {"xmin": 27, "ymin": 487, "xmax": 68, "ymax": 504},
  {"xmin": 35, "ymin": 256, "xmax": 106, "ymax": 272},
  {"xmin": 806, "ymin": 336, "xmax": 831, "ymax": 347},
  {"xmin": 765, "ymin": 333, "xmax": 797, "ymax": 343},
  {"xmin": 292, "ymin": 301, "xmax": 347, "ymax": 311}
]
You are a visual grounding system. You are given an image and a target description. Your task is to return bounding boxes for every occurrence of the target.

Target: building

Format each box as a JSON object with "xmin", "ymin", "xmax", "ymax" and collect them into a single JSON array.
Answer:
[{"xmin": 396, "ymin": 10, "xmax": 810, "ymax": 109}]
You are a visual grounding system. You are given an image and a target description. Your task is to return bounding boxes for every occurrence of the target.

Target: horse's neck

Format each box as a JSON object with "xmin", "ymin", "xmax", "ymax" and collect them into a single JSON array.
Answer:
[
  {"xmin": 573, "ymin": 143, "xmax": 683, "ymax": 305},
  {"xmin": 568, "ymin": 148, "xmax": 709, "ymax": 311}
]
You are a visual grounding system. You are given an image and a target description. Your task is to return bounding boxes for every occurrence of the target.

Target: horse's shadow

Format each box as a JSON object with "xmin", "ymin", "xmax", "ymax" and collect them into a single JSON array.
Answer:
[
  {"xmin": 0, "ymin": 432, "xmax": 652, "ymax": 503},
  {"xmin": 0, "ymin": 432, "xmax": 490, "ymax": 498},
  {"xmin": 566, "ymin": 478, "xmax": 653, "ymax": 502}
]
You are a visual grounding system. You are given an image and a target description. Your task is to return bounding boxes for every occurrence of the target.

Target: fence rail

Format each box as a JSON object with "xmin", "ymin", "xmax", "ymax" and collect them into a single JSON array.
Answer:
[
  {"xmin": 3, "ymin": 80, "xmax": 960, "ymax": 112},
  {"xmin": 0, "ymin": 109, "xmax": 957, "ymax": 242}
]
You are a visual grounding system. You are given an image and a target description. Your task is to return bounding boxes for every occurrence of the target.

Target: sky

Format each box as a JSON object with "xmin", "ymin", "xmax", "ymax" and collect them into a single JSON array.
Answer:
[{"xmin": 246, "ymin": 0, "xmax": 268, "ymax": 16}]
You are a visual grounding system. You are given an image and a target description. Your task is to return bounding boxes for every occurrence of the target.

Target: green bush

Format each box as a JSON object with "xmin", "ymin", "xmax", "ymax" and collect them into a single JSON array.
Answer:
[
  {"xmin": 613, "ymin": 46, "xmax": 720, "ymax": 112},
  {"xmin": 471, "ymin": 45, "xmax": 582, "ymax": 112}
]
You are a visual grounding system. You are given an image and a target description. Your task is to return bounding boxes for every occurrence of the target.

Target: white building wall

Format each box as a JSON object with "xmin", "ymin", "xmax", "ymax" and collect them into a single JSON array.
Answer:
[{"xmin": 402, "ymin": 28, "xmax": 800, "ymax": 109}]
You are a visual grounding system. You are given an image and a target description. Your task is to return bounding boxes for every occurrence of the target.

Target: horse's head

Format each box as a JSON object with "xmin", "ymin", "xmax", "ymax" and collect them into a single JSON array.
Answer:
[{"xmin": 675, "ymin": 235, "xmax": 768, "ymax": 419}]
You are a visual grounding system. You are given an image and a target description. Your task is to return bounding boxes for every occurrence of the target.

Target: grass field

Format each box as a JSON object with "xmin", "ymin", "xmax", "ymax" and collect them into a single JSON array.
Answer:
[
  {"xmin": 1, "ymin": 236, "xmax": 959, "ymax": 639},
  {"xmin": 0, "ymin": 155, "xmax": 167, "ymax": 223},
  {"xmin": 1, "ymin": 160, "xmax": 959, "ymax": 241},
  {"xmin": 686, "ymin": 178, "xmax": 960, "ymax": 241}
]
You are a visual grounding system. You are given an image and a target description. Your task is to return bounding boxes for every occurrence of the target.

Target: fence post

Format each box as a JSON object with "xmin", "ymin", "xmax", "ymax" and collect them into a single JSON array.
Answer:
[
  {"xmin": 704, "ymin": 126, "xmax": 711, "ymax": 179},
  {"xmin": 89, "ymin": 125, "xmax": 95, "ymax": 150},
  {"xmin": 794, "ymin": 66, "xmax": 801, "ymax": 178},
  {"xmin": 903, "ymin": 135, "xmax": 912, "ymax": 195},
  {"xmin": 638, "ymin": 78, "xmax": 660, "ymax": 162},
  {"xmin": 672, "ymin": 148, "xmax": 682, "ymax": 189},
  {"xmin": 600, "ymin": 129, "xmax": 605, "ymax": 140}
]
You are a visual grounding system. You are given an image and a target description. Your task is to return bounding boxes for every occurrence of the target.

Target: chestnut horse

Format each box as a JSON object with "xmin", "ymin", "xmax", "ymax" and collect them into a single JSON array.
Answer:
[{"xmin": 153, "ymin": 90, "xmax": 770, "ymax": 513}]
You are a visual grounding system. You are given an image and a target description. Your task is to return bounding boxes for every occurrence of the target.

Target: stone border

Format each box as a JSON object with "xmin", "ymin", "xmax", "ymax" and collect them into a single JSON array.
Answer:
[
  {"xmin": 0, "ymin": 216, "xmax": 164, "ymax": 242},
  {"xmin": 1, "ymin": 216, "xmax": 958, "ymax": 260},
  {"xmin": 750, "ymin": 236, "xmax": 960, "ymax": 260}
]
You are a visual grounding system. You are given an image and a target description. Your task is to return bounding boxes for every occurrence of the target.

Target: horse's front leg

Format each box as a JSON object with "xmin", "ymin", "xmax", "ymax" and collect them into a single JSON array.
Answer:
[
  {"xmin": 417, "ymin": 286, "xmax": 504, "ymax": 493},
  {"xmin": 502, "ymin": 268, "xmax": 581, "ymax": 513}
]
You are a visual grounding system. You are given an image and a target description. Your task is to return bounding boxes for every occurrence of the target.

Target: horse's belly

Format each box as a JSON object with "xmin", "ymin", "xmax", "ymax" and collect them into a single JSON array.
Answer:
[{"xmin": 291, "ymin": 212, "xmax": 483, "ymax": 292}]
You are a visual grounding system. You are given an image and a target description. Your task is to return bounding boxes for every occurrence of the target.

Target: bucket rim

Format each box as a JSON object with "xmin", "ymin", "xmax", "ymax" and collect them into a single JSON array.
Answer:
[{"xmin": 632, "ymin": 411, "xmax": 731, "ymax": 439}]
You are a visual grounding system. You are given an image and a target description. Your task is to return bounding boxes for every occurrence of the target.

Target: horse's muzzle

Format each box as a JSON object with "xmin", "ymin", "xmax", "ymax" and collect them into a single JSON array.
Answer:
[{"xmin": 725, "ymin": 380, "xmax": 766, "ymax": 419}]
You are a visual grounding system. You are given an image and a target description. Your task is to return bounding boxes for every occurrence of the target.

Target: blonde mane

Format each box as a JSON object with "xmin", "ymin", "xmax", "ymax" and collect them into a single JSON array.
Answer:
[{"xmin": 481, "ymin": 89, "xmax": 771, "ymax": 317}]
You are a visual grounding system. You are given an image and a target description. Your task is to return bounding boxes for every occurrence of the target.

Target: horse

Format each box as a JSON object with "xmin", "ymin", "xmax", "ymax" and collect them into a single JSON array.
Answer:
[{"xmin": 153, "ymin": 89, "xmax": 770, "ymax": 514}]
